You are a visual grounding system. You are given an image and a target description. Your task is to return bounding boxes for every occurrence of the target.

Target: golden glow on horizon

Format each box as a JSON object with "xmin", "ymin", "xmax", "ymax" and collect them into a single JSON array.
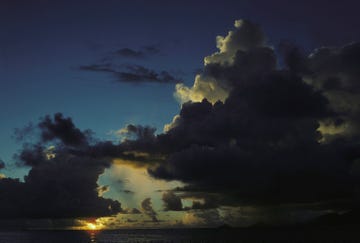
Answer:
[
  {"xmin": 73, "ymin": 219, "xmax": 107, "ymax": 231},
  {"xmin": 86, "ymin": 223, "xmax": 97, "ymax": 230}
]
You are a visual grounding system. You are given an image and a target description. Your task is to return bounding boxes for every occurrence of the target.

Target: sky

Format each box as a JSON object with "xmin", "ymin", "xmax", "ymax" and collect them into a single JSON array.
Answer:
[{"xmin": 1, "ymin": 0, "xmax": 360, "ymax": 229}]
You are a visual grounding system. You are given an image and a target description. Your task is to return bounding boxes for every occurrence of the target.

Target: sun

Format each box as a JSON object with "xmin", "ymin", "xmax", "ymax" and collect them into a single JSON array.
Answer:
[
  {"xmin": 86, "ymin": 223, "xmax": 98, "ymax": 230},
  {"xmin": 76, "ymin": 218, "xmax": 107, "ymax": 231}
]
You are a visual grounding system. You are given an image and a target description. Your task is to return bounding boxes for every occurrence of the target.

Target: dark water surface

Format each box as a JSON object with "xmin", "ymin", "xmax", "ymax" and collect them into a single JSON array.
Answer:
[{"xmin": 0, "ymin": 228, "xmax": 359, "ymax": 243}]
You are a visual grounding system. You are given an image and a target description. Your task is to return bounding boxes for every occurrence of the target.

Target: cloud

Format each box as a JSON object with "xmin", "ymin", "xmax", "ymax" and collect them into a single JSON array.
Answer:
[
  {"xmin": 14, "ymin": 113, "xmax": 92, "ymax": 149},
  {"xmin": 303, "ymin": 43, "xmax": 360, "ymax": 141},
  {"xmin": 181, "ymin": 209, "xmax": 222, "ymax": 227},
  {"xmin": 0, "ymin": 159, "xmax": 122, "ymax": 218},
  {"xmin": 97, "ymin": 185, "xmax": 110, "ymax": 196},
  {"xmin": 141, "ymin": 198, "xmax": 158, "ymax": 222},
  {"xmin": 118, "ymin": 124, "xmax": 156, "ymax": 142},
  {"xmin": 115, "ymin": 48, "xmax": 146, "ymax": 58},
  {"xmin": 79, "ymin": 64, "xmax": 182, "ymax": 84},
  {"xmin": 114, "ymin": 45, "xmax": 160, "ymax": 58},
  {"xmin": 278, "ymin": 41, "xmax": 360, "ymax": 143},
  {"xmin": 0, "ymin": 114, "xmax": 122, "ymax": 219},
  {"xmin": 117, "ymin": 65, "xmax": 181, "ymax": 83},
  {"xmin": 174, "ymin": 75, "xmax": 229, "ymax": 104},
  {"xmin": 191, "ymin": 209, "xmax": 222, "ymax": 227},
  {"xmin": 123, "ymin": 208, "xmax": 141, "ymax": 214},
  {"xmin": 205, "ymin": 19, "xmax": 266, "ymax": 65},
  {"xmin": 174, "ymin": 20, "xmax": 268, "ymax": 104},
  {"xmin": 78, "ymin": 63, "xmax": 115, "ymax": 73},
  {"xmin": 79, "ymin": 44, "xmax": 181, "ymax": 84},
  {"xmin": 144, "ymin": 20, "xmax": 360, "ymax": 216},
  {"xmin": 38, "ymin": 113, "xmax": 92, "ymax": 147},
  {"xmin": 162, "ymin": 191, "xmax": 183, "ymax": 211}
]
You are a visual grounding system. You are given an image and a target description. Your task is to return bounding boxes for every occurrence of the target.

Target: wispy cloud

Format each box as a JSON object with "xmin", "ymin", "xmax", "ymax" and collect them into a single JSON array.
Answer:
[
  {"xmin": 79, "ymin": 43, "xmax": 182, "ymax": 84},
  {"xmin": 79, "ymin": 63, "xmax": 182, "ymax": 84},
  {"xmin": 114, "ymin": 45, "xmax": 160, "ymax": 58}
]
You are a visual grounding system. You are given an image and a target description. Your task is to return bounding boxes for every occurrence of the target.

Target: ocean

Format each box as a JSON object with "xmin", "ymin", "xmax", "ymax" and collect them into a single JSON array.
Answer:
[{"xmin": 0, "ymin": 228, "xmax": 359, "ymax": 243}]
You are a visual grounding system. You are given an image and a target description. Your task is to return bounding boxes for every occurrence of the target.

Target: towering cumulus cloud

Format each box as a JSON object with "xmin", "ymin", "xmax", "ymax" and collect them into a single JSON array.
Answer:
[
  {"xmin": 152, "ymin": 20, "xmax": 360, "ymax": 217},
  {"xmin": 174, "ymin": 20, "xmax": 267, "ymax": 104}
]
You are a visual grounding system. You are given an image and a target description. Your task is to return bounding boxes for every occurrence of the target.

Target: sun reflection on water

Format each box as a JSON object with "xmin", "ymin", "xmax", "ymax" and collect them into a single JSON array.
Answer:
[
  {"xmin": 80, "ymin": 220, "xmax": 104, "ymax": 243},
  {"xmin": 89, "ymin": 231, "xmax": 97, "ymax": 243}
]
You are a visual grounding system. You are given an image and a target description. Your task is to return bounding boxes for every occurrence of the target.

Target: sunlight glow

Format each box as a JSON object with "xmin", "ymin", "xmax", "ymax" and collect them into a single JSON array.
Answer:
[
  {"xmin": 74, "ymin": 219, "xmax": 107, "ymax": 231},
  {"xmin": 86, "ymin": 223, "xmax": 97, "ymax": 230}
]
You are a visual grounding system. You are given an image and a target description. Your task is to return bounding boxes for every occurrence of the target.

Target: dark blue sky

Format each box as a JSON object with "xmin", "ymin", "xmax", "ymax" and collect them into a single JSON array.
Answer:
[{"xmin": 1, "ymin": 0, "xmax": 360, "ymax": 178}]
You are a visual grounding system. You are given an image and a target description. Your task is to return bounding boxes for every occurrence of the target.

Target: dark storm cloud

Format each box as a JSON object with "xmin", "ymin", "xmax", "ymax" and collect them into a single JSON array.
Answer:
[
  {"xmin": 151, "ymin": 98, "xmax": 352, "ymax": 207},
  {"xmin": 144, "ymin": 20, "xmax": 360, "ymax": 213},
  {"xmin": 278, "ymin": 41, "xmax": 308, "ymax": 73},
  {"xmin": 16, "ymin": 144, "xmax": 45, "ymax": 167},
  {"xmin": 0, "ymin": 166, "xmax": 121, "ymax": 219},
  {"xmin": 162, "ymin": 191, "xmax": 183, "ymax": 211},
  {"xmin": 152, "ymin": 142, "xmax": 353, "ymax": 205},
  {"xmin": 14, "ymin": 113, "xmax": 92, "ymax": 148},
  {"xmin": 79, "ymin": 63, "xmax": 182, "ymax": 84},
  {"xmin": 15, "ymin": 113, "xmax": 93, "ymax": 167},
  {"xmin": 114, "ymin": 45, "xmax": 160, "ymax": 58},
  {"xmin": 141, "ymin": 198, "xmax": 158, "ymax": 222},
  {"xmin": 38, "ymin": 113, "xmax": 92, "ymax": 147},
  {"xmin": 281, "ymin": 42, "xmax": 360, "ymax": 141},
  {"xmin": 0, "ymin": 114, "xmax": 122, "ymax": 219},
  {"xmin": 282, "ymin": 42, "xmax": 360, "ymax": 93},
  {"xmin": 120, "ymin": 124, "xmax": 156, "ymax": 142},
  {"xmin": 116, "ymin": 124, "xmax": 166, "ymax": 155}
]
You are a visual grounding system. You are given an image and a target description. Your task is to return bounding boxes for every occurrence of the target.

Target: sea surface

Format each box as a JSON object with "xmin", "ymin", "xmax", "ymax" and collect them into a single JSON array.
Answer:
[{"xmin": 0, "ymin": 228, "xmax": 359, "ymax": 243}]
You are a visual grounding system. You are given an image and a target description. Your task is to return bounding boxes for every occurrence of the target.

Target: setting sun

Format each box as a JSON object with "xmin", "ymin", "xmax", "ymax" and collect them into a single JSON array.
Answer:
[
  {"xmin": 75, "ymin": 218, "xmax": 107, "ymax": 231},
  {"xmin": 86, "ymin": 223, "xmax": 98, "ymax": 231}
]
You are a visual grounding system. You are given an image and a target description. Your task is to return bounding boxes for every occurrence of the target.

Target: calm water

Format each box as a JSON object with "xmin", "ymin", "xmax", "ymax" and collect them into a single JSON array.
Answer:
[{"xmin": 0, "ymin": 228, "xmax": 359, "ymax": 243}]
